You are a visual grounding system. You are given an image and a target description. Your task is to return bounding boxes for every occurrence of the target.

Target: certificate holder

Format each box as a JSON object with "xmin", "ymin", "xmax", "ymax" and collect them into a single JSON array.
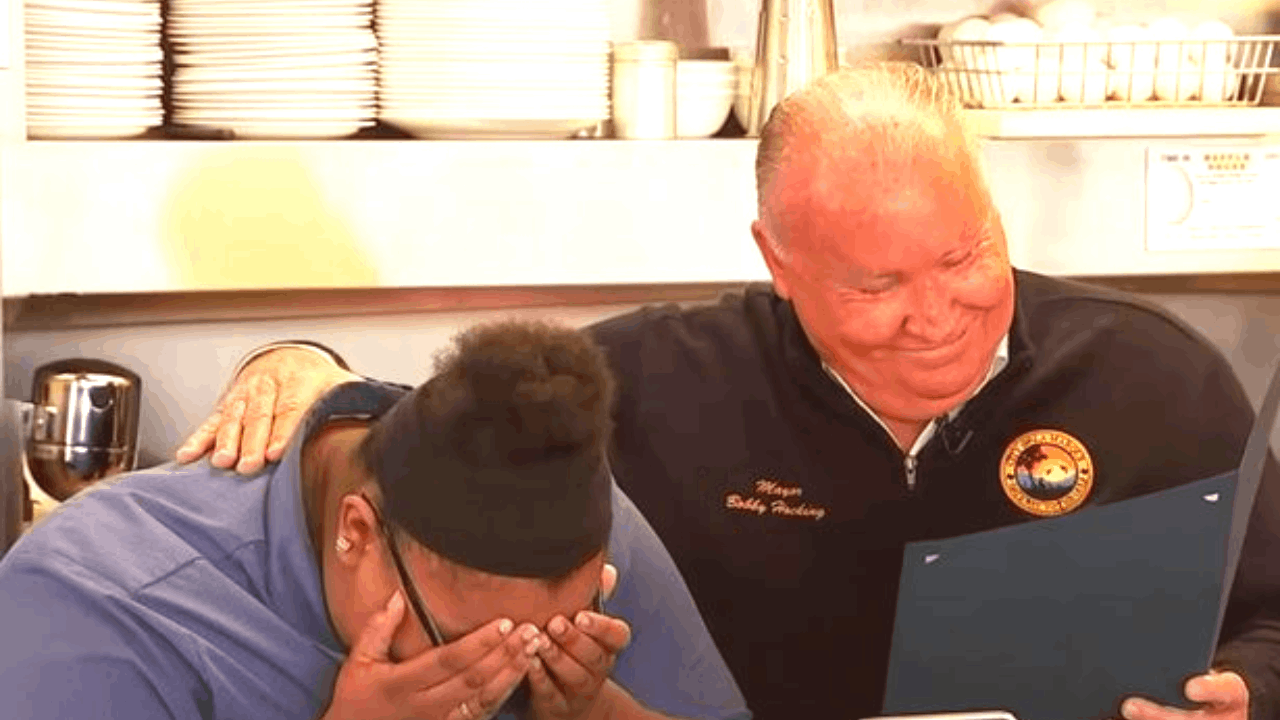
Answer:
[{"xmin": 882, "ymin": 360, "xmax": 1280, "ymax": 720}]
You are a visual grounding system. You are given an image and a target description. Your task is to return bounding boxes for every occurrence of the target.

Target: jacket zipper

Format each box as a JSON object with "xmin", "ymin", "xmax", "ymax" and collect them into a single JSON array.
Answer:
[{"xmin": 904, "ymin": 455, "xmax": 918, "ymax": 491}]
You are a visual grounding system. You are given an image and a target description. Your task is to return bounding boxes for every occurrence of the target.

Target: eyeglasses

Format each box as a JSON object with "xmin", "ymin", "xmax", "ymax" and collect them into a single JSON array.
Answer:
[
  {"xmin": 359, "ymin": 493, "xmax": 607, "ymax": 648},
  {"xmin": 361, "ymin": 492, "xmax": 447, "ymax": 647}
]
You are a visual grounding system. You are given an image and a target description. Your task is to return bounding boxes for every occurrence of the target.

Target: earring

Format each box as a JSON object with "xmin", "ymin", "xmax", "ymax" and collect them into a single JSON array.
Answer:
[{"xmin": 335, "ymin": 537, "xmax": 352, "ymax": 553}]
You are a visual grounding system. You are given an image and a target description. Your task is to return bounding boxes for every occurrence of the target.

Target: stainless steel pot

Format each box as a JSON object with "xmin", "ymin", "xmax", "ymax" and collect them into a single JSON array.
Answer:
[
  {"xmin": 20, "ymin": 359, "xmax": 141, "ymax": 502},
  {"xmin": 0, "ymin": 395, "xmax": 21, "ymax": 557}
]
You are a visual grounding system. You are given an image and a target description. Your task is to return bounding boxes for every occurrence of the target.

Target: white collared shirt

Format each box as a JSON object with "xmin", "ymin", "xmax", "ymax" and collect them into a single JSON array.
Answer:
[{"xmin": 823, "ymin": 335, "xmax": 1010, "ymax": 471}]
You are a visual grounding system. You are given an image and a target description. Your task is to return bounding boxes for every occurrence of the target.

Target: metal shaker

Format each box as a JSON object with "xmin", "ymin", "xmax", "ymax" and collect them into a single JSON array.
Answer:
[
  {"xmin": 19, "ymin": 359, "xmax": 141, "ymax": 502},
  {"xmin": 0, "ymin": 391, "xmax": 21, "ymax": 556},
  {"xmin": 745, "ymin": 0, "xmax": 839, "ymax": 136}
]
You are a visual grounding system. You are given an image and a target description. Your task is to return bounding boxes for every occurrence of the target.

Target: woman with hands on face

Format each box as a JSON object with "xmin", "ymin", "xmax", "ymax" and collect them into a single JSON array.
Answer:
[
  {"xmin": 310, "ymin": 426, "xmax": 633, "ymax": 720},
  {"xmin": 324, "ymin": 557, "xmax": 633, "ymax": 720},
  {"xmin": 309, "ymin": 321, "xmax": 688, "ymax": 720},
  {"xmin": 0, "ymin": 322, "xmax": 747, "ymax": 720}
]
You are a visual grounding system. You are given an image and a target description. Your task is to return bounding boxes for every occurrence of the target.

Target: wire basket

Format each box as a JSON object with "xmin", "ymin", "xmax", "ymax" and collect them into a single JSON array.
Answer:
[{"xmin": 901, "ymin": 36, "xmax": 1280, "ymax": 108}]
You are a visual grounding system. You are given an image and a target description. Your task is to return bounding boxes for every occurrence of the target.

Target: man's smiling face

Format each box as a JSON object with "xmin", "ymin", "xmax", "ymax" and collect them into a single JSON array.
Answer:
[{"xmin": 758, "ymin": 125, "xmax": 1016, "ymax": 426}]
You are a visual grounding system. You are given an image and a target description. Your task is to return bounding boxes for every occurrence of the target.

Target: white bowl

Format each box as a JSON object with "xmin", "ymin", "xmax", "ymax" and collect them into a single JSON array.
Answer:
[
  {"xmin": 677, "ymin": 59, "xmax": 736, "ymax": 84},
  {"xmin": 676, "ymin": 88, "xmax": 734, "ymax": 137},
  {"xmin": 678, "ymin": 74, "xmax": 738, "ymax": 88},
  {"xmin": 677, "ymin": 59, "xmax": 736, "ymax": 137}
]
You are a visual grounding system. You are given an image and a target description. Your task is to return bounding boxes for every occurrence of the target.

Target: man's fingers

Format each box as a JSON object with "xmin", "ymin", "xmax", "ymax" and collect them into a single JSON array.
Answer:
[
  {"xmin": 265, "ymin": 370, "xmax": 359, "ymax": 461},
  {"xmin": 198, "ymin": 347, "xmax": 355, "ymax": 468},
  {"xmin": 1121, "ymin": 696, "xmax": 1187, "ymax": 717},
  {"xmin": 1184, "ymin": 676, "xmax": 1223, "ymax": 705},
  {"xmin": 349, "ymin": 592, "xmax": 406, "ymax": 664},
  {"xmin": 265, "ymin": 404, "xmax": 306, "ymax": 462},
  {"xmin": 211, "ymin": 399, "xmax": 247, "ymax": 468},
  {"xmin": 1185, "ymin": 670, "xmax": 1248, "ymax": 706},
  {"xmin": 1119, "ymin": 671, "xmax": 1250, "ymax": 720},
  {"xmin": 176, "ymin": 413, "xmax": 220, "ymax": 464},
  {"xmin": 236, "ymin": 375, "xmax": 279, "ymax": 474}
]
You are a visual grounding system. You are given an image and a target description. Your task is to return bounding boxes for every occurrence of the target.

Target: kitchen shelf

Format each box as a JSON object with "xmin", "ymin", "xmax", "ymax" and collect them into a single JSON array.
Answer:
[
  {"xmin": 2, "ymin": 139, "xmax": 769, "ymax": 297},
  {"xmin": 966, "ymin": 106, "xmax": 1280, "ymax": 139},
  {"xmin": 9, "ymin": 135, "xmax": 1280, "ymax": 299},
  {"xmin": 6, "ymin": 3, "xmax": 1280, "ymax": 298}
]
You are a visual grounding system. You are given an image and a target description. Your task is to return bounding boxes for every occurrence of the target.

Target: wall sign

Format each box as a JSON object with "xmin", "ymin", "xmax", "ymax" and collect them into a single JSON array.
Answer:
[{"xmin": 1145, "ymin": 144, "xmax": 1280, "ymax": 253}]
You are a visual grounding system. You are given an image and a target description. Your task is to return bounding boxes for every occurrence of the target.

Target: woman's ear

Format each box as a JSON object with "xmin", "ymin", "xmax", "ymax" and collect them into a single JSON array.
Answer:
[{"xmin": 334, "ymin": 493, "xmax": 379, "ymax": 565}]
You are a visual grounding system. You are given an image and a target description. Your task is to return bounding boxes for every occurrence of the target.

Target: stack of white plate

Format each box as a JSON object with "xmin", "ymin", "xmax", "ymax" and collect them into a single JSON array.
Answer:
[
  {"xmin": 25, "ymin": 0, "xmax": 163, "ymax": 139},
  {"xmin": 169, "ymin": 0, "xmax": 378, "ymax": 139},
  {"xmin": 377, "ymin": 0, "xmax": 611, "ymax": 139}
]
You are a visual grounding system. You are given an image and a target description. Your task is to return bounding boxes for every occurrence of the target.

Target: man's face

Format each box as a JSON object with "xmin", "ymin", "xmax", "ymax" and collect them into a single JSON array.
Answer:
[{"xmin": 757, "ymin": 141, "xmax": 1015, "ymax": 424}]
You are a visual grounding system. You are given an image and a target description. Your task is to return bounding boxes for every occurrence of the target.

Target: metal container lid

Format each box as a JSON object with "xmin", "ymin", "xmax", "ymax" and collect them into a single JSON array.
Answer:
[
  {"xmin": 613, "ymin": 40, "xmax": 679, "ymax": 63},
  {"xmin": 30, "ymin": 359, "xmax": 140, "ymax": 448}
]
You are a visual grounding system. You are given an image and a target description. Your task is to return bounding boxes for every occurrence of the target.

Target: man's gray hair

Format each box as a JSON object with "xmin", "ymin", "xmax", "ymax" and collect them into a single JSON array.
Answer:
[{"xmin": 754, "ymin": 62, "xmax": 988, "ymax": 249}]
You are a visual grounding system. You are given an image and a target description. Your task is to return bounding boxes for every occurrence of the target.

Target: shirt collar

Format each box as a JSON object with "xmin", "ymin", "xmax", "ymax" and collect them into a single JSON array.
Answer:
[
  {"xmin": 264, "ymin": 380, "xmax": 407, "ymax": 653},
  {"xmin": 822, "ymin": 334, "xmax": 1010, "ymax": 457}
]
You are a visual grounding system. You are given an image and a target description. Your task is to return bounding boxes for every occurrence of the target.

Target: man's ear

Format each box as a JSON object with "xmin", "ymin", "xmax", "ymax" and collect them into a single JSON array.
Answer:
[{"xmin": 752, "ymin": 219, "xmax": 793, "ymax": 300}]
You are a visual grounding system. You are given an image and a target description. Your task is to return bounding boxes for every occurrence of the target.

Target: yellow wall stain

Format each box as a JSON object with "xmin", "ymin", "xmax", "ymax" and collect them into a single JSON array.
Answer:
[{"xmin": 162, "ymin": 147, "xmax": 378, "ymax": 290}]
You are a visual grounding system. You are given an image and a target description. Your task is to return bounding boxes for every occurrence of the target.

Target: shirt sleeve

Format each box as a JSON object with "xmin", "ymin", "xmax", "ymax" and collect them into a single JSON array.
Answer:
[
  {"xmin": 0, "ymin": 559, "xmax": 184, "ymax": 719},
  {"xmin": 604, "ymin": 483, "xmax": 752, "ymax": 720}
]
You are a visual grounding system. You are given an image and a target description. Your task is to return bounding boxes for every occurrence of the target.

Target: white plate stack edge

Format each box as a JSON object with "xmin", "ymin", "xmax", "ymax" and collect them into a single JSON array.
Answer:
[
  {"xmin": 376, "ymin": 0, "xmax": 612, "ymax": 139},
  {"xmin": 25, "ymin": 0, "xmax": 164, "ymax": 139},
  {"xmin": 169, "ymin": 0, "xmax": 378, "ymax": 139}
]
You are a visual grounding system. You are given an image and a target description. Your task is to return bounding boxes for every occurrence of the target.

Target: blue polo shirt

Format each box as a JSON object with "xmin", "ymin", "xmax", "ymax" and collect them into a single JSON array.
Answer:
[{"xmin": 0, "ymin": 381, "xmax": 749, "ymax": 720}]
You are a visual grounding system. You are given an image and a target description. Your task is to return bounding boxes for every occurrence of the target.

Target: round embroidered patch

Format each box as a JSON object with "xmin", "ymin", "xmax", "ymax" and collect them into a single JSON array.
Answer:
[{"xmin": 1000, "ymin": 429, "xmax": 1095, "ymax": 517}]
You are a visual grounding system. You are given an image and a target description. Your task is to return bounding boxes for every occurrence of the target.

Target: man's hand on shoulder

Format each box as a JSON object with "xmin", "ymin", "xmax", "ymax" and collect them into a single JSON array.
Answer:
[
  {"xmin": 1119, "ymin": 671, "xmax": 1249, "ymax": 720},
  {"xmin": 176, "ymin": 345, "xmax": 360, "ymax": 474}
]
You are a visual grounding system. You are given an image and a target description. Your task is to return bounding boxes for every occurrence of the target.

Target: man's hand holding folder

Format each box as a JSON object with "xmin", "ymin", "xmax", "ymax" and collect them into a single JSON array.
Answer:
[
  {"xmin": 1119, "ymin": 671, "xmax": 1248, "ymax": 720},
  {"xmin": 882, "ymin": 357, "xmax": 1280, "ymax": 720}
]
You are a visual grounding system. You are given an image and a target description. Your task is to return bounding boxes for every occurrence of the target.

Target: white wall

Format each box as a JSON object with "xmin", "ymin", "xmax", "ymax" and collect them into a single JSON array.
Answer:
[
  {"xmin": 669, "ymin": 0, "xmax": 1277, "ymax": 54},
  {"xmin": 4, "ymin": 302, "xmax": 648, "ymax": 467},
  {"xmin": 5, "ymin": 301, "xmax": 650, "ymax": 466}
]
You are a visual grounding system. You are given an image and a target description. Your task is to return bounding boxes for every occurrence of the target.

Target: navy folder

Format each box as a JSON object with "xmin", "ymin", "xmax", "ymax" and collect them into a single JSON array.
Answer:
[{"xmin": 881, "ymin": 360, "xmax": 1280, "ymax": 720}]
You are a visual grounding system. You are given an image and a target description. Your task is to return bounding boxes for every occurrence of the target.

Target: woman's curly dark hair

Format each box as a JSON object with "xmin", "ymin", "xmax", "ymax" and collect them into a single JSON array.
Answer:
[
  {"xmin": 425, "ymin": 320, "xmax": 616, "ymax": 468},
  {"xmin": 353, "ymin": 319, "xmax": 618, "ymax": 581}
]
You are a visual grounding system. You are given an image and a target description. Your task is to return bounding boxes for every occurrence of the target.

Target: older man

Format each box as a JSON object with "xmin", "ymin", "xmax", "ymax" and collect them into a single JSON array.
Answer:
[
  {"xmin": 179, "ymin": 64, "xmax": 1280, "ymax": 720},
  {"xmin": 0, "ymin": 321, "xmax": 747, "ymax": 720}
]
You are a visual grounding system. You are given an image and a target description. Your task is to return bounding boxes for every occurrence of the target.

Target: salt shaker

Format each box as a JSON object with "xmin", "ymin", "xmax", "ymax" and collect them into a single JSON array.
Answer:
[{"xmin": 611, "ymin": 41, "xmax": 678, "ymax": 139}]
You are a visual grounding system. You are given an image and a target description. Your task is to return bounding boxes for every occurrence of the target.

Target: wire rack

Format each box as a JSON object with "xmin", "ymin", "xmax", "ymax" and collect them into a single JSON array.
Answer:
[{"xmin": 900, "ymin": 36, "xmax": 1280, "ymax": 109}]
